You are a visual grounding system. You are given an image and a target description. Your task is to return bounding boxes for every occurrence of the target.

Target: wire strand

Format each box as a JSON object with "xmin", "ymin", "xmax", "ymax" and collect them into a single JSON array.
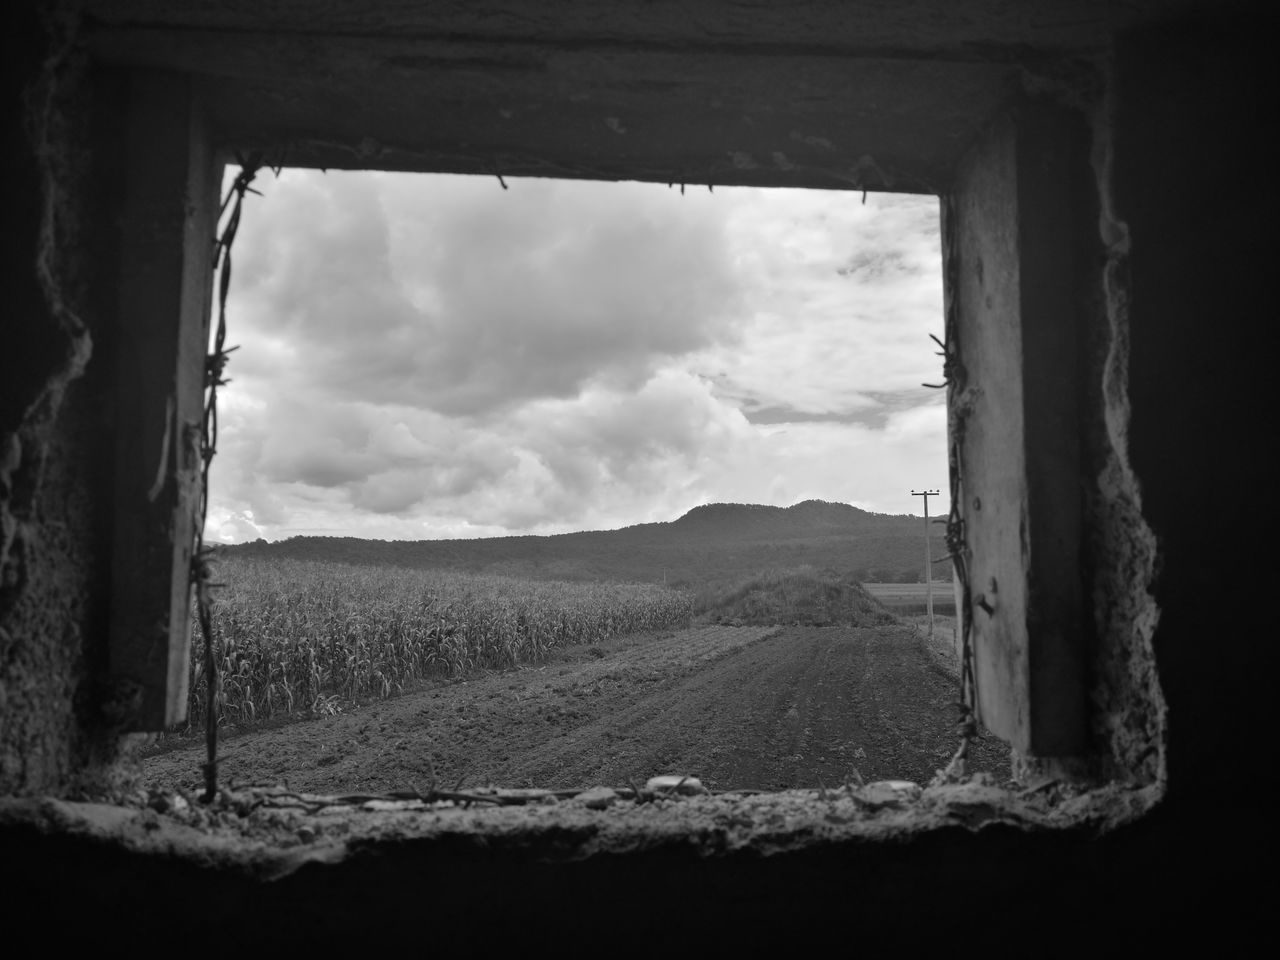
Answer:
[{"xmin": 195, "ymin": 154, "xmax": 267, "ymax": 803}]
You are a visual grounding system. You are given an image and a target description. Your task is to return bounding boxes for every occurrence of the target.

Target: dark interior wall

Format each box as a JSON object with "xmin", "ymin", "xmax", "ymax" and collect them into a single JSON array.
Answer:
[
  {"xmin": 0, "ymin": 813, "xmax": 1211, "ymax": 950},
  {"xmin": 0, "ymin": 5, "xmax": 1272, "ymax": 946},
  {"xmin": 1, "ymin": 8, "xmax": 152, "ymax": 796},
  {"xmin": 0, "ymin": 6, "xmax": 121, "ymax": 795},
  {"xmin": 1116, "ymin": 20, "xmax": 1273, "ymax": 806}
]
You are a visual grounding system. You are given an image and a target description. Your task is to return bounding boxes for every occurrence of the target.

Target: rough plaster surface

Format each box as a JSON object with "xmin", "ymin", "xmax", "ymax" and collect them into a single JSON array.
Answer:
[
  {"xmin": 1013, "ymin": 58, "xmax": 1166, "ymax": 785},
  {"xmin": 81, "ymin": 0, "xmax": 1165, "ymax": 51},
  {"xmin": 76, "ymin": 1, "xmax": 1235, "ymax": 199},
  {"xmin": 1082, "ymin": 64, "xmax": 1165, "ymax": 786},
  {"xmin": 970, "ymin": 60, "xmax": 1165, "ymax": 786},
  {"xmin": 943, "ymin": 70, "xmax": 1165, "ymax": 783},
  {"xmin": 1113, "ymin": 22, "xmax": 1271, "ymax": 800},
  {"xmin": 4, "ymin": 9, "xmax": 1274, "ymax": 950},
  {"xmin": 946, "ymin": 111, "xmax": 1032, "ymax": 748},
  {"xmin": 6, "ymin": 778, "xmax": 1205, "ymax": 949},
  {"xmin": 0, "ymin": 779, "xmax": 1160, "ymax": 878},
  {"xmin": 0, "ymin": 7, "xmax": 118, "ymax": 796},
  {"xmin": 0, "ymin": 2, "xmax": 1188, "ymax": 805}
]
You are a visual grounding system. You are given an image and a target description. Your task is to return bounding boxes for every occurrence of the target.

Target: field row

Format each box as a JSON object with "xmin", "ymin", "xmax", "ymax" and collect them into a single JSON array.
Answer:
[
  {"xmin": 860, "ymin": 581, "xmax": 956, "ymax": 599},
  {"xmin": 185, "ymin": 558, "xmax": 693, "ymax": 728}
]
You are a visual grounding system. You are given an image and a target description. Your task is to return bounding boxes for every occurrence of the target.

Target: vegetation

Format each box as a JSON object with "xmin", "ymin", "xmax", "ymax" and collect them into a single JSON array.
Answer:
[
  {"xmin": 185, "ymin": 557, "xmax": 693, "ymax": 729},
  {"xmin": 694, "ymin": 566, "xmax": 898, "ymax": 627},
  {"xmin": 215, "ymin": 500, "xmax": 950, "ymax": 588},
  {"xmin": 183, "ymin": 501, "xmax": 943, "ymax": 732}
]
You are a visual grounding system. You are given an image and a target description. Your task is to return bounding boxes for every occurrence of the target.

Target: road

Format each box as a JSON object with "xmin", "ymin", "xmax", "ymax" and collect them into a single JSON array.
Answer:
[{"xmin": 141, "ymin": 623, "xmax": 1010, "ymax": 794}]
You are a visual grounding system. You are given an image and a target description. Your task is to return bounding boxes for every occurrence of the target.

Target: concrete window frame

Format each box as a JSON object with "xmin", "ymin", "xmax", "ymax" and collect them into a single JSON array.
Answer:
[
  {"xmin": 19, "ymin": 6, "xmax": 1280, "ymax": 947},
  {"xmin": 92, "ymin": 46, "xmax": 1156, "ymax": 798}
]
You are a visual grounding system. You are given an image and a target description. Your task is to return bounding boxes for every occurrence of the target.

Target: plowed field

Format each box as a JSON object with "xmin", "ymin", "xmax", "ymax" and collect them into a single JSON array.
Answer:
[{"xmin": 142, "ymin": 623, "xmax": 1010, "ymax": 793}]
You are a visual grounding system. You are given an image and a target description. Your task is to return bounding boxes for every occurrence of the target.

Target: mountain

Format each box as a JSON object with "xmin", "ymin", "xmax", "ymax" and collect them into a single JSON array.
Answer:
[
  {"xmin": 215, "ymin": 499, "xmax": 951, "ymax": 589},
  {"xmin": 670, "ymin": 500, "xmax": 911, "ymax": 539}
]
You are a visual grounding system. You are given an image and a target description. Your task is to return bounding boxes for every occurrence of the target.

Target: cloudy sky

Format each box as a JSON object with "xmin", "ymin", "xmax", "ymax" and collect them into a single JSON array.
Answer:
[{"xmin": 207, "ymin": 169, "xmax": 950, "ymax": 543}]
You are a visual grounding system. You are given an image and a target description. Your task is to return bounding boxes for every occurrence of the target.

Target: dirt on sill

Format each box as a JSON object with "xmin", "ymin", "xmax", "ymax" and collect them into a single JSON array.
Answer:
[{"xmin": 0, "ymin": 775, "xmax": 1161, "ymax": 880}]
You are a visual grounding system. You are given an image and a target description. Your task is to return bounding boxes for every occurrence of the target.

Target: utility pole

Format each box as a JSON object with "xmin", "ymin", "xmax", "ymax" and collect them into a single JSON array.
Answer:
[{"xmin": 911, "ymin": 489, "xmax": 940, "ymax": 635}]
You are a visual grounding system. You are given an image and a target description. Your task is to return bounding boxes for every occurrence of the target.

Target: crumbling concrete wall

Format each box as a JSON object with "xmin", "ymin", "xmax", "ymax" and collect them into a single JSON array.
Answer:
[
  {"xmin": 1080, "ymin": 58, "xmax": 1166, "ymax": 788},
  {"xmin": 0, "ymin": 4, "xmax": 1273, "ymax": 947},
  {"xmin": 942, "ymin": 64, "xmax": 1166, "ymax": 783},
  {"xmin": 1, "ymin": 6, "xmax": 122, "ymax": 795},
  {"xmin": 1116, "ymin": 19, "xmax": 1271, "ymax": 804}
]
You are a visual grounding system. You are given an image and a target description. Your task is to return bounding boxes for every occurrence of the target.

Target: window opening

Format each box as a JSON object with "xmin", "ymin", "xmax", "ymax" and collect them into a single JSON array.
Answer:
[{"xmin": 143, "ymin": 166, "xmax": 1009, "ymax": 803}]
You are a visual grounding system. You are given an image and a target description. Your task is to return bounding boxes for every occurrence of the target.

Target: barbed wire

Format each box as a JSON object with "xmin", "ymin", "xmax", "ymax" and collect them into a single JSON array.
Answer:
[
  {"xmin": 183, "ymin": 161, "xmax": 979, "ymax": 803},
  {"xmin": 935, "ymin": 198, "xmax": 978, "ymax": 784},
  {"xmin": 193, "ymin": 151, "xmax": 278, "ymax": 803}
]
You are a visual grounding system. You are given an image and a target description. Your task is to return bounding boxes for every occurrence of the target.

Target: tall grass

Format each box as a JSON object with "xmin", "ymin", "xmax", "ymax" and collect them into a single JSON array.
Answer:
[
  {"xmin": 186, "ymin": 557, "xmax": 693, "ymax": 729},
  {"xmin": 694, "ymin": 566, "xmax": 897, "ymax": 627}
]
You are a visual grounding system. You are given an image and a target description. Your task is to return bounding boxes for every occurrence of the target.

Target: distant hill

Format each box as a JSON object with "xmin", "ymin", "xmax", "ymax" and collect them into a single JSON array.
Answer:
[{"xmin": 215, "ymin": 499, "xmax": 951, "ymax": 589}]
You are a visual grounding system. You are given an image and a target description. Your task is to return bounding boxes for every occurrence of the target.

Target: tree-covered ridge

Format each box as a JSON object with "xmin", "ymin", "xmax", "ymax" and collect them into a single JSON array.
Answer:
[{"xmin": 215, "ymin": 499, "xmax": 950, "ymax": 588}]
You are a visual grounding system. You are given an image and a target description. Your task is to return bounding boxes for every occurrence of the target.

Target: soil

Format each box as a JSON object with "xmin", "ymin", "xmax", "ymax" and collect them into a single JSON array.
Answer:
[{"xmin": 140, "ymin": 622, "xmax": 1011, "ymax": 795}]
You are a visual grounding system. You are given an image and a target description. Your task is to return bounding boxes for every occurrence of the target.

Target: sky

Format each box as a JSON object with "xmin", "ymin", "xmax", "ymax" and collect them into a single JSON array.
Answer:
[{"xmin": 207, "ymin": 169, "xmax": 950, "ymax": 543}]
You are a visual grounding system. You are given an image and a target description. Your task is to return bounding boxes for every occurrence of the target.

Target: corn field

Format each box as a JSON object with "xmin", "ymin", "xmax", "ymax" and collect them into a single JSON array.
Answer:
[{"xmin": 184, "ymin": 557, "xmax": 693, "ymax": 729}]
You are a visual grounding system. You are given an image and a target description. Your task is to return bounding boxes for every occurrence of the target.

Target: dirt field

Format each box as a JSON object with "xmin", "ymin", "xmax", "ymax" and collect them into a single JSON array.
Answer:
[
  {"xmin": 862, "ymin": 582, "xmax": 958, "ymax": 615},
  {"xmin": 141, "ymin": 622, "xmax": 1010, "ymax": 794}
]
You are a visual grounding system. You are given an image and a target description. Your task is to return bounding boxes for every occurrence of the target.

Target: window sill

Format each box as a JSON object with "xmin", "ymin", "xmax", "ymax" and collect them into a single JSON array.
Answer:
[{"xmin": 0, "ymin": 777, "xmax": 1161, "ymax": 876}]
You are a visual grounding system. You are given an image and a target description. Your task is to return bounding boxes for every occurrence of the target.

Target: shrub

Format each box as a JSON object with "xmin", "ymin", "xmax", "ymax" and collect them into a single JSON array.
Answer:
[{"xmin": 694, "ymin": 566, "xmax": 897, "ymax": 627}]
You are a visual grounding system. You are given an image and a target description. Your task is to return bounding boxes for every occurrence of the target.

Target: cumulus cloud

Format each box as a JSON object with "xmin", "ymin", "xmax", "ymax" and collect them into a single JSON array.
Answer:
[
  {"xmin": 692, "ymin": 190, "xmax": 943, "ymax": 423},
  {"xmin": 213, "ymin": 511, "xmax": 264, "ymax": 544},
  {"xmin": 488, "ymin": 370, "xmax": 755, "ymax": 530},
  {"xmin": 207, "ymin": 172, "xmax": 949, "ymax": 541},
  {"xmin": 231, "ymin": 171, "xmax": 745, "ymax": 416}
]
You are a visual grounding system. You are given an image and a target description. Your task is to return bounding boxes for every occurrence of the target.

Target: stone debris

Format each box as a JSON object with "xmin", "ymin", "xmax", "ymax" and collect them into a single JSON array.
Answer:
[
  {"xmin": 574, "ymin": 786, "xmax": 620, "ymax": 810},
  {"xmin": 362, "ymin": 799, "xmax": 427, "ymax": 812},
  {"xmin": 146, "ymin": 789, "xmax": 189, "ymax": 815},
  {"xmin": 859, "ymin": 780, "xmax": 922, "ymax": 808},
  {"xmin": 645, "ymin": 775, "xmax": 707, "ymax": 796}
]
